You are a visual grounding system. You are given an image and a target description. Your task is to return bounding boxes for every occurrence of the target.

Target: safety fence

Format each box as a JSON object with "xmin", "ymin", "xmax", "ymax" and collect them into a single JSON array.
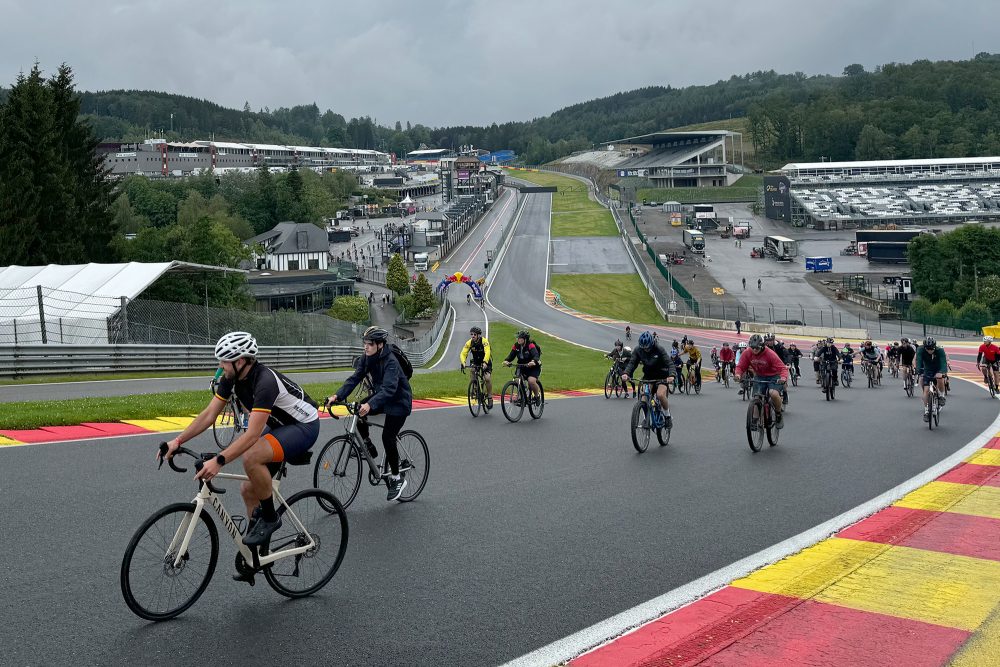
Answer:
[
  {"xmin": 625, "ymin": 207, "xmax": 700, "ymax": 315},
  {"xmin": 0, "ymin": 344, "xmax": 364, "ymax": 378}
]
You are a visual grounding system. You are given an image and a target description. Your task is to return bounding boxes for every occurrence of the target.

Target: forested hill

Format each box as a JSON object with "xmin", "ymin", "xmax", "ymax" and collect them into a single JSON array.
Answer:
[{"xmin": 5, "ymin": 54, "xmax": 1000, "ymax": 166}]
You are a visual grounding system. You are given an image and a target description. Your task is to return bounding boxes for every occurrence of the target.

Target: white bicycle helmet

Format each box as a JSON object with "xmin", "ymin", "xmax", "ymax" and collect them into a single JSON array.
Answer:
[
  {"xmin": 985, "ymin": 335, "xmax": 994, "ymax": 344},
  {"xmin": 214, "ymin": 331, "xmax": 258, "ymax": 361},
  {"xmin": 738, "ymin": 342, "xmax": 748, "ymax": 349}
]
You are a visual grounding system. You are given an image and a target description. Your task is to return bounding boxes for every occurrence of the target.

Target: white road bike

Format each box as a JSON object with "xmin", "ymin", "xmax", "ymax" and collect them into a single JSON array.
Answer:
[{"xmin": 120, "ymin": 444, "xmax": 349, "ymax": 621}]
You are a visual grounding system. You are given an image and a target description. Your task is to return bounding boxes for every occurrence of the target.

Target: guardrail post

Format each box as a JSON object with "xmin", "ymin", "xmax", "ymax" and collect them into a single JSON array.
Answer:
[
  {"xmin": 37, "ymin": 285, "xmax": 47, "ymax": 344},
  {"xmin": 121, "ymin": 297, "xmax": 131, "ymax": 343}
]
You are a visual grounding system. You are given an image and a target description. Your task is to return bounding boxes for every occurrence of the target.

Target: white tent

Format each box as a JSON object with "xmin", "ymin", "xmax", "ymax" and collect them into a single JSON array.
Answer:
[
  {"xmin": 400, "ymin": 195, "xmax": 414, "ymax": 205},
  {"xmin": 0, "ymin": 261, "xmax": 242, "ymax": 344}
]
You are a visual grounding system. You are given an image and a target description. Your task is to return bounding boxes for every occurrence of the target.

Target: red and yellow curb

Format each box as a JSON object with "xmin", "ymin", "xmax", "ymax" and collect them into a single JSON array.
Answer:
[
  {"xmin": 0, "ymin": 388, "xmax": 605, "ymax": 447},
  {"xmin": 570, "ymin": 435, "xmax": 1000, "ymax": 667}
]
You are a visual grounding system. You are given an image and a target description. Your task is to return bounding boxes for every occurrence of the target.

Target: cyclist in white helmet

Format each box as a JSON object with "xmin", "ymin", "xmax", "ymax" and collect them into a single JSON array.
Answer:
[{"xmin": 160, "ymin": 331, "xmax": 320, "ymax": 557}]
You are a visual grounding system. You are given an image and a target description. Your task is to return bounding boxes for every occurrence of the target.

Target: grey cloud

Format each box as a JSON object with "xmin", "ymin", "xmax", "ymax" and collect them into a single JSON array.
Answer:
[{"xmin": 1, "ymin": 0, "xmax": 998, "ymax": 128}]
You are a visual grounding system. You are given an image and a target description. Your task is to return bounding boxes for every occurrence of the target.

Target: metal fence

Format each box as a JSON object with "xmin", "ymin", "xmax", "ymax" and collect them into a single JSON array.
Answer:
[{"xmin": 0, "ymin": 343, "xmax": 364, "ymax": 378}]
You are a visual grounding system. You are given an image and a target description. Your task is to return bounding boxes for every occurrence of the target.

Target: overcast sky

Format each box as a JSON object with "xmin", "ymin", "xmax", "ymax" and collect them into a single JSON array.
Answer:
[{"xmin": 2, "ymin": 0, "xmax": 998, "ymax": 128}]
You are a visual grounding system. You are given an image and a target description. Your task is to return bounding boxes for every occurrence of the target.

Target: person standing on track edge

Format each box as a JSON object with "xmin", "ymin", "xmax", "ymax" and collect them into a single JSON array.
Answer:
[
  {"xmin": 735, "ymin": 318, "xmax": 742, "ymax": 335},
  {"xmin": 327, "ymin": 326, "xmax": 413, "ymax": 501},
  {"xmin": 503, "ymin": 330, "xmax": 542, "ymax": 405}
]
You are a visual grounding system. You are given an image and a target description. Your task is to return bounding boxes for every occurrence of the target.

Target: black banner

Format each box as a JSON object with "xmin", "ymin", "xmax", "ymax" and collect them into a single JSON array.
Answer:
[{"xmin": 764, "ymin": 175, "xmax": 791, "ymax": 221}]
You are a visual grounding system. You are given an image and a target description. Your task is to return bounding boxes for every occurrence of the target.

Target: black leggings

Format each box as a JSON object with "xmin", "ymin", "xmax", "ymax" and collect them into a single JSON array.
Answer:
[{"xmin": 357, "ymin": 413, "xmax": 407, "ymax": 475}]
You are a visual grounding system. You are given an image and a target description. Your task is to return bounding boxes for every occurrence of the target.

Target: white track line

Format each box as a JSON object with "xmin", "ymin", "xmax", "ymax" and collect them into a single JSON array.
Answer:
[{"xmin": 503, "ymin": 376, "xmax": 1000, "ymax": 667}]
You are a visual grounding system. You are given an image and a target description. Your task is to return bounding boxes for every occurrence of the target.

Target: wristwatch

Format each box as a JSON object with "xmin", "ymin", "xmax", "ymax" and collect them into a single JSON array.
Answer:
[{"xmin": 215, "ymin": 454, "xmax": 226, "ymax": 466}]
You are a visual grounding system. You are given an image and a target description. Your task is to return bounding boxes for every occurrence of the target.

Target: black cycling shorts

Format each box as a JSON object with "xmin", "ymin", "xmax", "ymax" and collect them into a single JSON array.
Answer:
[
  {"xmin": 518, "ymin": 365, "xmax": 541, "ymax": 379},
  {"xmin": 262, "ymin": 420, "xmax": 320, "ymax": 463}
]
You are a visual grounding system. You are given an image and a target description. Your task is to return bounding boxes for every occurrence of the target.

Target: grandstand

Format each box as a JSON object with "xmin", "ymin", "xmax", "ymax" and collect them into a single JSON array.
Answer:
[
  {"xmin": 779, "ymin": 157, "xmax": 1000, "ymax": 228},
  {"xmin": 600, "ymin": 131, "xmax": 745, "ymax": 188}
]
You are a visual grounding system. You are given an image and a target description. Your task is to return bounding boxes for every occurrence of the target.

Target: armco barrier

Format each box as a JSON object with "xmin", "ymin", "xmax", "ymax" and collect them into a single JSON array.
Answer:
[{"xmin": 0, "ymin": 344, "xmax": 364, "ymax": 378}]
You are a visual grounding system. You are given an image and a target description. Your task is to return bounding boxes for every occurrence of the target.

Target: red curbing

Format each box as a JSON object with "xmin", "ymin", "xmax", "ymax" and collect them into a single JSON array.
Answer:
[
  {"xmin": 837, "ymin": 506, "xmax": 1000, "ymax": 562},
  {"xmin": 936, "ymin": 462, "xmax": 1000, "ymax": 487}
]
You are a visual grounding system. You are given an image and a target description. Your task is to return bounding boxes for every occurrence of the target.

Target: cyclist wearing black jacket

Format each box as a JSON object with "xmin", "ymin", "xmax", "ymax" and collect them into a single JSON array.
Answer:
[
  {"xmin": 621, "ymin": 331, "xmax": 676, "ymax": 429},
  {"xmin": 328, "ymin": 326, "xmax": 413, "ymax": 502},
  {"xmin": 605, "ymin": 340, "xmax": 636, "ymax": 397},
  {"xmin": 503, "ymin": 330, "xmax": 542, "ymax": 404},
  {"xmin": 815, "ymin": 338, "xmax": 840, "ymax": 386},
  {"xmin": 786, "ymin": 343, "xmax": 803, "ymax": 378}
]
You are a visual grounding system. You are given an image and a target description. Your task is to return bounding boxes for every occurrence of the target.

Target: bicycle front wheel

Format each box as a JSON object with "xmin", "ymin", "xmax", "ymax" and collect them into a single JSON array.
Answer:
[
  {"xmin": 468, "ymin": 379, "xmax": 482, "ymax": 417},
  {"xmin": 213, "ymin": 401, "xmax": 241, "ymax": 449},
  {"xmin": 264, "ymin": 489, "xmax": 349, "ymax": 598},
  {"xmin": 314, "ymin": 435, "xmax": 363, "ymax": 510},
  {"xmin": 501, "ymin": 380, "xmax": 525, "ymax": 423},
  {"xmin": 604, "ymin": 369, "xmax": 614, "ymax": 399},
  {"xmin": 528, "ymin": 381, "xmax": 545, "ymax": 419},
  {"xmin": 746, "ymin": 400, "xmax": 765, "ymax": 452},
  {"xmin": 396, "ymin": 430, "xmax": 430, "ymax": 502},
  {"xmin": 631, "ymin": 400, "xmax": 651, "ymax": 453},
  {"xmin": 121, "ymin": 503, "xmax": 219, "ymax": 621}
]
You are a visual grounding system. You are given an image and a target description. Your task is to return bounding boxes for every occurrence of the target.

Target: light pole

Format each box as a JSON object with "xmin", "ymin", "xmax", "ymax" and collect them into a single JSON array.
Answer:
[{"xmin": 170, "ymin": 113, "xmax": 174, "ymax": 134}]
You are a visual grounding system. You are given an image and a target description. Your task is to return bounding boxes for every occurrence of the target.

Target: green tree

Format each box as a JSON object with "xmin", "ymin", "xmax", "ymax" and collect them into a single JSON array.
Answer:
[
  {"xmin": 386, "ymin": 253, "xmax": 410, "ymax": 296},
  {"xmin": 956, "ymin": 300, "xmax": 991, "ymax": 332},
  {"xmin": 929, "ymin": 299, "xmax": 957, "ymax": 326},
  {"xmin": 0, "ymin": 62, "xmax": 117, "ymax": 264},
  {"xmin": 411, "ymin": 272, "xmax": 436, "ymax": 314},
  {"xmin": 111, "ymin": 194, "xmax": 150, "ymax": 235},
  {"xmin": 327, "ymin": 295, "xmax": 369, "ymax": 323},
  {"xmin": 908, "ymin": 296, "xmax": 933, "ymax": 323},
  {"xmin": 854, "ymin": 124, "xmax": 894, "ymax": 160}
]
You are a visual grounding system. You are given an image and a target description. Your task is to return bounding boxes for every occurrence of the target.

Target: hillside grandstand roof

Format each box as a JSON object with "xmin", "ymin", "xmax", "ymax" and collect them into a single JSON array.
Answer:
[
  {"xmin": 616, "ymin": 144, "xmax": 720, "ymax": 169},
  {"xmin": 407, "ymin": 148, "xmax": 452, "ymax": 157},
  {"xmin": 782, "ymin": 156, "xmax": 1000, "ymax": 171},
  {"xmin": 246, "ymin": 222, "xmax": 328, "ymax": 255},
  {"xmin": 601, "ymin": 130, "xmax": 734, "ymax": 146}
]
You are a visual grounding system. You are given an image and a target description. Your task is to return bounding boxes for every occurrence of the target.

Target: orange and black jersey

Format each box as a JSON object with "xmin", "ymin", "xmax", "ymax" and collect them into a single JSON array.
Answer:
[{"xmin": 215, "ymin": 361, "xmax": 318, "ymax": 427}]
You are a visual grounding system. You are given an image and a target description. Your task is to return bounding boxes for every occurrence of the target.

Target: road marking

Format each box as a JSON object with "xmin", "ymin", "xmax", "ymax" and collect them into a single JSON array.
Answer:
[
  {"xmin": 733, "ymin": 537, "xmax": 1000, "ymax": 631},
  {"xmin": 895, "ymin": 481, "xmax": 1000, "ymax": 520},
  {"xmin": 502, "ymin": 380, "xmax": 1000, "ymax": 667}
]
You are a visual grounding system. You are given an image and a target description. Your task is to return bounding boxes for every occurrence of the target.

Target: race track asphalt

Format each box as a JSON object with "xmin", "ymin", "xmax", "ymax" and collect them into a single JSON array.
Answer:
[{"xmin": 3, "ymin": 376, "xmax": 996, "ymax": 665}]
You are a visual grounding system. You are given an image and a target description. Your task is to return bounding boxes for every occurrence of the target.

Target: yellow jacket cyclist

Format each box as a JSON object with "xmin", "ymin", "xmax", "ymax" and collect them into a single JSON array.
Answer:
[{"xmin": 460, "ymin": 326, "xmax": 494, "ymax": 402}]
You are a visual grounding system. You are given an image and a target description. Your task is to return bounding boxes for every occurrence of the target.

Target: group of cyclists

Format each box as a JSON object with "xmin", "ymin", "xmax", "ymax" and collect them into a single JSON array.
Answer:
[
  {"xmin": 605, "ymin": 326, "xmax": 974, "ymax": 428},
  {"xmin": 154, "ymin": 318, "xmax": 979, "ymax": 568}
]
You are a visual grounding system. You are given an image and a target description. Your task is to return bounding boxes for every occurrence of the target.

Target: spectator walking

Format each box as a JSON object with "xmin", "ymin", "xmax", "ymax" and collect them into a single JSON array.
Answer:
[
  {"xmin": 735, "ymin": 319, "xmax": 742, "ymax": 335},
  {"xmin": 758, "ymin": 278, "xmax": 762, "ymax": 290},
  {"xmin": 742, "ymin": 277, "xmax": 746, "ymax": 290}
]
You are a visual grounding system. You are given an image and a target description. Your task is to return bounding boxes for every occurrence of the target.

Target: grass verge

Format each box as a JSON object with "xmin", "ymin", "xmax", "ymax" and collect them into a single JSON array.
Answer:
[
  {"xmin": 550, "ymin": 274, "xmax": 663, "ymax": 325},
  {"xmin": 421, "ymin": 307, "xmax": 454, "ymax": 368},
  {"xmin": 505, "ymin": 168, "xmax": 616, "ymax": 236},
  {"xmin": 0, "ymin": 322, "xmax": 607, "ymax": 430}
]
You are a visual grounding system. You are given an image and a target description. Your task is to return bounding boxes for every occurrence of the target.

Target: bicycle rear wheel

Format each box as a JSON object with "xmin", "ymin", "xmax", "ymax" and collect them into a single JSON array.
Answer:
[
  {"xmin": 790, "ymin": 371, "xmax": 798, "ymax": 387},
  {"xmin": 121, "ymin": 503, "xmax": 219, "ymax": 621},
  {"xmin": 314, "ymin": 435, "xmax": 363, "ymax": 511},
  {"xmin": 213, "ymin": 400, "xmax": 242, "ymax": 449},
  {"xmin": 468, "ymin": 379, "xmax": 482, "ymax": 417},
  {"xmin": 529, "ymin": 382, "xmax": 545, "ymax": 419},
  {"xmin": 264, "ymin": 489, "xmax": 349, "ymax": 598},
  {"xmin": 501, "ymin": 380, "xmax": 525, "ymax": 423},
  {"xmin": 746, "ymin": 399, "xmax": 765, "ymax": 452},
  {"xmin": 631, "ymin": 400, "xmax": 651, "ymax": 453},
  {"xmin": 396, "ymin": 430, "xmax": 430, "ymax": 502}
]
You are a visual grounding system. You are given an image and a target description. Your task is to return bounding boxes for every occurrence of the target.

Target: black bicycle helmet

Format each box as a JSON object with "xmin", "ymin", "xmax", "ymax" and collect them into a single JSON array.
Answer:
[
  {"xmin": 362, "ymin": 325, "xmax": 389, "ymax": 343},
  {"xmin": 614, "ymin": 339, "xmax": 623, "ymax": 347},
  {"xmin": 748, "ymin": 334, "xmax": 765, "ymax": 351},
  {"xmin": 470, "ymin": 326, "xmax": 482, "ymax": 335},
  {"xmin": 924, "ymin": 337, "xmax": 937, "ymax": 349}
]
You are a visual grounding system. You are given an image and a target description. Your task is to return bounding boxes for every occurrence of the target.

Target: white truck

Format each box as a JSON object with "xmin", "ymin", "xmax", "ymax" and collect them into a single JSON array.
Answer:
[{"xmin": 413, "ymin": 252, "xmax": 429, "ymax": 271}]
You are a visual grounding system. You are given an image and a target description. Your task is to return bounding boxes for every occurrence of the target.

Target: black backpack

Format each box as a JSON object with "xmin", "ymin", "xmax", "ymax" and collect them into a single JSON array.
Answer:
[
  {"xmin": 390, "ymin": 343, "xmax": 413, "ymax": 379},
  {"xmin": 529, "ymin": 341, "xmax": 541, "ymax": 358}
]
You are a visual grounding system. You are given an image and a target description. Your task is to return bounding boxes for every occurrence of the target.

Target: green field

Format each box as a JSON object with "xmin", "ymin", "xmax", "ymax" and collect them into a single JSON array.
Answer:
[
  {"xmin": 505, "ymin": 169, "xmax": 617, "ymax": 236},
  {"xmin": 550, "ymin": 274, "xmax": 662, "ymax": 325},
  {"xmin": 0, "ymin": 322, "xmax": 608, "ymax": 430}
]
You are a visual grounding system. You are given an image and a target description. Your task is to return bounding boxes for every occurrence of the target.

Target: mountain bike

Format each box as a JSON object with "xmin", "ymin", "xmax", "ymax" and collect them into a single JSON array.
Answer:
[
  {"xmin": 501, "ymin": 364, "xmax": 545, "ymax": 422},
  {"xmin": 121, "ymin": 444, "xmax": 348, "ymax": 621},
  {"xmin": 821, "ymin": 361, "xmax": 836, "ymax": 401},
  {"xmin": 746, "ymin": 378, "xmax": 783, "ymax": 452},
  {"xmin": 889, "ymin": 357, "xmax": 900, "ymax": 379},
  {"xmin": 719, "ymin": 362, "xmax": 732, "ymax": 389},
  {"xmin": 684, "ymin": 362, "xmax": 702, "ymax": 395},
  {"xmin": 789, "ymin": 364, "xmax": 799, "ymax": 387},
  {"xmin": 463, "ymin": 363, "xmax": 492, "ymax": 416},
  {"xmin": 314, "ymin": 402, "xmax": 429, "ymax": 510},
  {"xmin": 630, "ymin": 380, "xmax": 672, "ymax": 453},
  {"xmin": 864, "ymin": 360, "xmax": 880, "ymax": 388},
  {"xmin": 740, "ymin": 370, "xmax": 754, "ymax": 401},
  {"xmin": 604, "ymin": 359, "xmax": 628, "ymax": 399},
  {"xmin": 210, "ymin": 379, "xmax": 246, "ymax": 449},
  {"xmin": 841, "ymin": 364, "xmax": 853, "ymax": 389}
]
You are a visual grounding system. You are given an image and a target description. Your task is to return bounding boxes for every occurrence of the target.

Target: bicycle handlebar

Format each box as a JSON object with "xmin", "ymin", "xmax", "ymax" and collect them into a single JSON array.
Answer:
[
  {"xmin": 157, "ymin": 442, "xmax": 226, "ymax": 495},
  {"xmin": 323, "ymin": 400, "xmax": 362, "ymax": 420}
]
